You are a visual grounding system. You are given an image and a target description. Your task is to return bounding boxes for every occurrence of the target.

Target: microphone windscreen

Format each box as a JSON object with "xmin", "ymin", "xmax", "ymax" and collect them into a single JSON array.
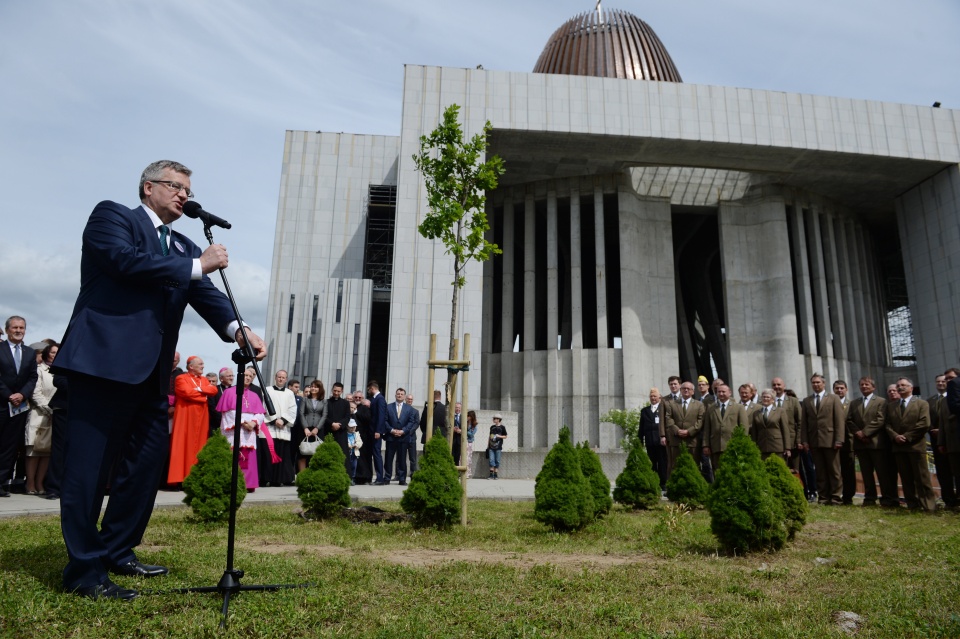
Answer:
[{"xmin": 182, "ymin": 201, "xmax": 203, "ymax": 218}]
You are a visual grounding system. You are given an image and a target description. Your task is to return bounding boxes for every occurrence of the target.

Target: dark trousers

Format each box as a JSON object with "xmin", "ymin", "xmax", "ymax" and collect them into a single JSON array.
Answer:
[
  {"xmin": 60, "ymin": 373, "xmax": 169, "ymax": 591},
  {"xmin": 0, "ymin": 411, "xmax": 28, "ymax": 486},
  {"xmin": 946, "ymin": 452, "xmax": 960, "ymax": 508},
  {"xmin": 645, "ymin": 440, "xmax": 668, "ymax": 489},
  {"xmin": 856, "ymin": 448, "xmax": 880, "ymax": 504},
  {"xmin": 839, "ymin": 444, "xmax": 857, "ymax": 503},
  {"xmin": 894, "ymin": 451, "xmax": 936, "ymax": 511},
  {"xmin": 384, "ymin": 438, "xmax": 408, "ymax": 482},
  {"xmin": 812, "ymin": 447, "xmax": 841, "ymax": 504},
  {"xmin": 370, "ymin": 435, "xmax": 384, "ymax": 482},
  {"xmin": 798, "ymin": 448, "xmax": 818, "ymax": 498},
  {"xmin": 43, "ymin": 408, "xmax": 69, "ymax": 497}
]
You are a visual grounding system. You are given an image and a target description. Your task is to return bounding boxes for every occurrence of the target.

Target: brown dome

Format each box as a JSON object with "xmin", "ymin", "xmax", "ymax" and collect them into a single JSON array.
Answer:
[{"xmin": 533, "ymin": 8, "xmax": 682, "ymax": 82}]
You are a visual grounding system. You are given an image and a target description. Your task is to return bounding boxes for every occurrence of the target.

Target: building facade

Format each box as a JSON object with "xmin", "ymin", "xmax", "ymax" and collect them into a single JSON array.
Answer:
[{"xmin": 266, "ymin": 9, "xmax": 960, "ymax": 449}]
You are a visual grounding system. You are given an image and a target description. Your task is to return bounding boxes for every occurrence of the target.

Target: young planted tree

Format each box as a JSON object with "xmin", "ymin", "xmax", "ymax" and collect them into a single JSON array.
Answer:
[
  {"xmin": 400, "ymin": 432, "xmax": 464, "ymax": 529},
  {"xmin": 296, "ymin": 435, "xmax": 352, "ymax": 519},
  {"xmin": 535, "ymin": 427, "xmax": 595, "ymax": 531},
  {"xmin": 707, "ymin": 426, "xmax": 786, "ymax": 553},
  {"xmin": 764, "ymin": 454, "xmax": 808, "ymax": 540},
  {"xmin": 600, "ymin": 407, "xmax": 643, "ymax": 452},
  {"xmin": 182, "ymin": 434, "xmax": 247, "ymax": 523},
  {"xmin": 412, "ymin": 103, "xmax": 505, "ymax": 434},
  {"xmin": 577, "ymin": 441, "xmax": 612, "ymax": 517},
  {"xmin": 612, "ymin": 443, "xmax": 662, "ymax": 510},
  {"xmin": 665, "ymin": 445, "xmax": 709, "ymax": 508}
]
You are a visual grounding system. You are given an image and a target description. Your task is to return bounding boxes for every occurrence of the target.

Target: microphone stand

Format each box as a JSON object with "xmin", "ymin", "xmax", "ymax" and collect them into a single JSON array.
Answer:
[{"xmin": 154, "ymin": 220, "xmax": 310, "ymax": 628}]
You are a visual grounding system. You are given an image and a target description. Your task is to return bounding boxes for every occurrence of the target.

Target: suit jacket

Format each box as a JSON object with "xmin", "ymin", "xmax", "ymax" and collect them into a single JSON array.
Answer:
[
  {"xmin": 421, "ymin": 401, "xmax": 447, "ymax": 443},
  {"xmin": 665, "ymin": 398, "xmax": 704, "ymax": 447},
  {"xmin": 369, "ymin": 392, "xmax": 388, "ymax": 436},
  {"xmin": 885, "ymin": 396, "xmax": 930, "ymax": 453},
  {"xmin": 54, "ymin": 202, "xmax": 235, "ymax": 388},
  {"xmin": 948, "ymin": 377, "xmax": 960, "ymax": 419},
  {"xmin": 937, "ymin": 392, "xmax": 960, "ymax": 453},
  {"xmin": 639, "ymin": 403, "xmax": 667, "ymax": 446},
  {"xmin": 751, "ymin": 405, "xmax": 788, "ymax": 454},
  {"xmin": 0, "ymin": 342, "xmax": 38, "ymax": 403},
  {"xmin": 702, "ymin": 401, "xmax": 747, "ymax": 453},
  {"xmin": 801, "ymin": 392, "xmax": 845, "ymax": 448},
  {"xmin": 385, "ymin": 401, "xmax": 418, "ymax": 442},
  {"xmin": 773, "ymin": 394, "xmax": 802, "ymax": 450},
  {"xmin": 846, "ymin": 395, "xmax": 887, "ymax": 450},
  {"xmin": 301, "ymin": 397, "xmax": 327, "ymax": 432},
  {"xmin": 927, "ymin": 393, "xmax": 946, "ymax": 445}
]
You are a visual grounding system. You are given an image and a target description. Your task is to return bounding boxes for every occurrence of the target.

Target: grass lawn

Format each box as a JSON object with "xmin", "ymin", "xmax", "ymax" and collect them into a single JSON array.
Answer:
[{"xmin": 0, "ymin": 500, "xmax": 958, "ymax": 638}]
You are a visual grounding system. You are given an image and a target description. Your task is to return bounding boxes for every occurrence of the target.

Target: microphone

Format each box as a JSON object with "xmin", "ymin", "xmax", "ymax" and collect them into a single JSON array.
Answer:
[{"xmin": 182, "ymin": 201, "xmax": 232, "ymax": 229}]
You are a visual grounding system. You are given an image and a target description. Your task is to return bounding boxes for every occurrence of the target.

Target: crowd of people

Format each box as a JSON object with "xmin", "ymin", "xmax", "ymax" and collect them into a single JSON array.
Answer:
[{"xmin": 639, "ymin": 371, "xmax": 960, "ymax": 512}]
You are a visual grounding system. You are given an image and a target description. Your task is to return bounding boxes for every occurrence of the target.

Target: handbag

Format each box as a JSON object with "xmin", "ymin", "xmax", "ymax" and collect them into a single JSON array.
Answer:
[
  {"xmin": 33, "ymin": 421, "xmax": 53, "ymax": 455},
  {"xmin": 299, "ymin": 435, "xmax": 320, "ymax": 456}
]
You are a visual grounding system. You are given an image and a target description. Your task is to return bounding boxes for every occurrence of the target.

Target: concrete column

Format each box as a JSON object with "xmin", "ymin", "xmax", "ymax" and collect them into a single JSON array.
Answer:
[
  {"xmin": 718, "ymin": 195, "xmax": 804, "ymax": 388},
  {"xmin": 821, "ymin": 212, "xmax": 848, "ymax": 364},
  {"xmin": 592, "ymin": 184, "xmax": 610, "ymax": 446},
  {"xmin": 500, "ymin": 197, "xmax": 516, "ymax": 414},
  {"xmin": 843, "ymin": 220, "xmax": 868, "ymax": 367},
  {"xmin": 569, "ymin": 187, "xmax": 583, "ymax": 349},
  {"xmin": 787, "ymin": 205, "xmax": 817, "ymax": 363},
  {"xmin": 523, "ymin": 193, "xmax": 537, "ymax": 447},
  {"xmin": 895, "ymin": 165, "xmax": 960, "ymax": 390},
  {"xmin": 837, "ymin": 220, "xmax": 863, "ymax": 367},
  {"xmin": 617, "ymin": 177, "xmax": 677, "ymax": 414},
  {"xmin": 805, "ymin": 206, "xmax": 835, "ymax": 361},
  {"xmin": 546, "ymin": 189, "xmax": 561, "ymax": 445}
]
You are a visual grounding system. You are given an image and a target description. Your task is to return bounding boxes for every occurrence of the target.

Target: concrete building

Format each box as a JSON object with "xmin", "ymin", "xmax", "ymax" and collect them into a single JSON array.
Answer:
[{"xmin": 266, "ymin": 8, "xmax": 960, "ymax": 449}]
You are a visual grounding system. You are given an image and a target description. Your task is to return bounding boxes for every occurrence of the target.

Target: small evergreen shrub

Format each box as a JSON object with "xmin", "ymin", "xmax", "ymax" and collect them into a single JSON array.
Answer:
[
  {"xmin": 707, "ymin": 426, "xmax": 786, "ymax": 553},
  {"xmin": 666, "ymin": 445, "xmax": 709, "ymax": 508},
  {"xmin": 182, "ymin": 434, "xmax": 247, "ymax": 522},
  {"xmin": 296, "ymin": 434, "xmax": 352, "ymax": 519},
  {"xmin": 576, "ymin": 441, "xmax": 612, "ymax": 517},
  {"xmin": 612, "ymin": 443, "xmax": 662, "ymax": 510},
  {"xmin": 764, "ymin": 454, "xmax": 808, "ymax": 540},
  {"xmin": 535, "ymin": 426, "xmax": 595, "ymax": 531},
  {"xmin": 400, "ymin": 432, "xmax": 463, "ymax": 528}
]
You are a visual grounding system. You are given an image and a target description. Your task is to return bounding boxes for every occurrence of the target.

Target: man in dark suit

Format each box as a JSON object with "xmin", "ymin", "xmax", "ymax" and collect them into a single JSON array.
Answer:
[
  {"xmin": 927, "ymin": 374, "xmax": 954, "ymax": 508},
  {"xmin": 384, "ymin": 387, "xmax": 418, "ymax": 485},
  {"xmin": 53, "ymin": 160, "xmax": 266, "ymax": 601},
  {"xmin": 639, "ymin": 388, "xmax": 668, "ymax": 490},
  {"xmin": 421, "ymin": 390, "xmax": 447, "ymax": 443},
  {"xmin": 939, "ymin": 368, "xmax": 960, "ymax": 509},
  {"xmin": 0, "ymin": 316, "xmax": 38, "ymax": 496},
  {"xmin": 801, "ymin": 373, "xmax": 845, "ymax": 505},
  {"xmin": 405, "ymin": 393, "xmax": 421, "ymax": 473},
  {"xmin": 886, "ymin": 377, "xmax": 935, "ymax": 511},
  {"xmin": 366, "ymin": 380, "xmax": 388, "ymax": 485}
]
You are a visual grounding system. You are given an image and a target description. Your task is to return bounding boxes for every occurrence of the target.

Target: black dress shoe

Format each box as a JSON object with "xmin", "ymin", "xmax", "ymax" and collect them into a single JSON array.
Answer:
[
  {"xmin": 0, "ymin": 489, "xmax": 10, "ymax": 498},
  {"xmin": 74, "ymin": 579, "xmax": 139, "ymax": 601},
  {"xmin": 397, "ymin": 481, "xmax": 407, "ymax": 486},
  {"xmin": 108, "ymin": 560, "xmax": 169, "ymax": 578},
  {"xmin": 46, "ymin": 493, "xmax": 60, "ymax": 500}
]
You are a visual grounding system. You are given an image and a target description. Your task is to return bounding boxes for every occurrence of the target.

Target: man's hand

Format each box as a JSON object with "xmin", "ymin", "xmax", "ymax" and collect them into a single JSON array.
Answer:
[
  {"xmin": 199, "ymin": 244, "xmax": 229, "ymax": 274},
  {"xmin": 895, "ymin": 434, "xmax": 908, "ymax": 444},
  {"xmin": 332, "ymin": 422, "xmax": 341, "ymax": 431},
  {"xmin": 8, "ymin": 393, "xmax": 23, "ymax": 407},
  {"xmin": 235, "ymin": 328, "xmax": 267, "ymax": 361}
]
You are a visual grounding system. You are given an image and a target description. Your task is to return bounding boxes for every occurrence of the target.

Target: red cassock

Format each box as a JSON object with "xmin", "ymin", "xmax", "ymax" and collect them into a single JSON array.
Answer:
[{"xmin": 167, "ymin": 372, "xmax": 218, "ymax": 483}]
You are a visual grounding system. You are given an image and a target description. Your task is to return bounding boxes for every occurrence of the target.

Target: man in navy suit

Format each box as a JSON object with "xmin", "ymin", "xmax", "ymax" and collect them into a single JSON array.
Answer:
[
  {"xmin": 367, "ymin": 380, "xmax": 388, "ymax": 484},
  {"xmin": 53, "ymin": 160, "xmax": 266, "ymax": 601},
  {"xmin": 0, "ymin": 316, "xmax": 38, "ymax": 496},
  {"xmin": 383, "ymin": 387, "xmax": 418, "ymax": 485}
]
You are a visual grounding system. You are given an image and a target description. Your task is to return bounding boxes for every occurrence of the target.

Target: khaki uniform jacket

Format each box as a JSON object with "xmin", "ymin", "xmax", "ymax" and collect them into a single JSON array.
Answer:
[
  {"xmin": 885, "ymin": 396, "xmax": 930, "ymax": 453},
  {"xmin": 750, "ymin": 405, "xmax": 788, "ymax": 454},
  {"xmin": 703, "ymin": 401, "xmax": 748, "ymax": 453},
  {"xmin": 846, "ymin": 395, "xmax": 887, "ymax": 450},
  {"xmin": 774, "ymin": 394, "xmax": 802, "ymax": 450},
  {"xmin": 665, "ymin": 398, "xmax": 705, "ymax": 447},
  {"xmin": 801, "ymin": 392, "xmax": 845, "ymax": 448}
]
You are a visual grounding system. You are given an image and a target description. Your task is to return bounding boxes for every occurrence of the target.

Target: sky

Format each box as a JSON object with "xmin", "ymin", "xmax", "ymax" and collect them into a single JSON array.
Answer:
[{"xmin": 1, "ymin": 0, "xmax": 958, "ymax": 374}]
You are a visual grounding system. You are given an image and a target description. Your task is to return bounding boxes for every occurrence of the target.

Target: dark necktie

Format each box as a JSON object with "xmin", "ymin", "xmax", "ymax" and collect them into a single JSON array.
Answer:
[
  {"xmin": 764, "ymin": 407, "xmax": 770, "ymax": 423},
  {"xmin": 777, "ymin": 397, "xmax": 783, "ymax": 408},
  {"xmin": 815, "ymin": 394, "xmax": 820, "ymax": 411},
  {"xmin": 900, "ymin": 399, "xmax": 906, "ymax": 415},
  {"xmin": 682, "ymin": 400, "xmax": 688, "ymax": 415},
  {"xmin": 159, "ymin": 225, "xmax": 170, "ymax": 256},
  {"xmin": 720, "ymin": 403, "xmax": 726, "ymax": 418}
]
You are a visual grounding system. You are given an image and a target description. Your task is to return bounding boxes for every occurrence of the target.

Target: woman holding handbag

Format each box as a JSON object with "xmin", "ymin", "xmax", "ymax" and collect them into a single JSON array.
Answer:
[
  {"xmin": 25, "ymin": 343, "xmax": 58, "ymax": 495},
  {"xmin": 298, "ymin": 380, "xmax": 327, "ymax": 472}
]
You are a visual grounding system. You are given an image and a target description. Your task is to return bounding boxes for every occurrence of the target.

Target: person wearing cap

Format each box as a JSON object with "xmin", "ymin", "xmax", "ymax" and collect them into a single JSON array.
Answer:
[
  {"xmin": 345, "ymin": 418, "xmax": 363, "ymax": 485},
  {"xmin": 487, "ymin": 414, "xmax": 508, "ymax": 479}
]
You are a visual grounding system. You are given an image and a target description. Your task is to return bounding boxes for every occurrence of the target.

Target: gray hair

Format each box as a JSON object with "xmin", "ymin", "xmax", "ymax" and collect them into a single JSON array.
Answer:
[
  {"xmin": 4, "ymin": 316, "xmax": 25, "ymax": 331},
  {"xmin": 139, "ymin": 160, "xmax": 191, "ymax": 199}
]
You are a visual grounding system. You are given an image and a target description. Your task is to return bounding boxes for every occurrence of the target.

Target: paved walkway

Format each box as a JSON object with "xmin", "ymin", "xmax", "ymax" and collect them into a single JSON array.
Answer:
[{"xmin": 0, "ymin": 479, "xmax": 537, "ymax": 519}]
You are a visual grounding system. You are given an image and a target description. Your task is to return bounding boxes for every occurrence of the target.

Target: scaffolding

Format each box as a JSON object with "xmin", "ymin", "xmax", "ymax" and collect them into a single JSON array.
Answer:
[{"xmin": 363, "ymin": 184, "xmax": 396, "ymax": 292}]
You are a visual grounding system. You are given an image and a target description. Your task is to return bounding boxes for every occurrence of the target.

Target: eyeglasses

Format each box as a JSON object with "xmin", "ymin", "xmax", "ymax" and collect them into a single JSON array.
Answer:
[{"xmin": 150, "ymin": 180, "xmax": 195, "ymax": 199}]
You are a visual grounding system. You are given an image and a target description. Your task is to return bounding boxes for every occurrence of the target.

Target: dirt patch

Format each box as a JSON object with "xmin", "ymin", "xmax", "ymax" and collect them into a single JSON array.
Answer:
[{"xmin": 242, "ymin": 541, "xmax": 652, "ymax": 570}]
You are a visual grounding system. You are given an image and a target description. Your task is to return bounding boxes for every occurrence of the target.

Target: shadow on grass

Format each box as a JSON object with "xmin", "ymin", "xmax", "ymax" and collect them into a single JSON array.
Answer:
[{"xmin": 0, "ymin": 541, "xmax": 67, "ymax": 590}]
